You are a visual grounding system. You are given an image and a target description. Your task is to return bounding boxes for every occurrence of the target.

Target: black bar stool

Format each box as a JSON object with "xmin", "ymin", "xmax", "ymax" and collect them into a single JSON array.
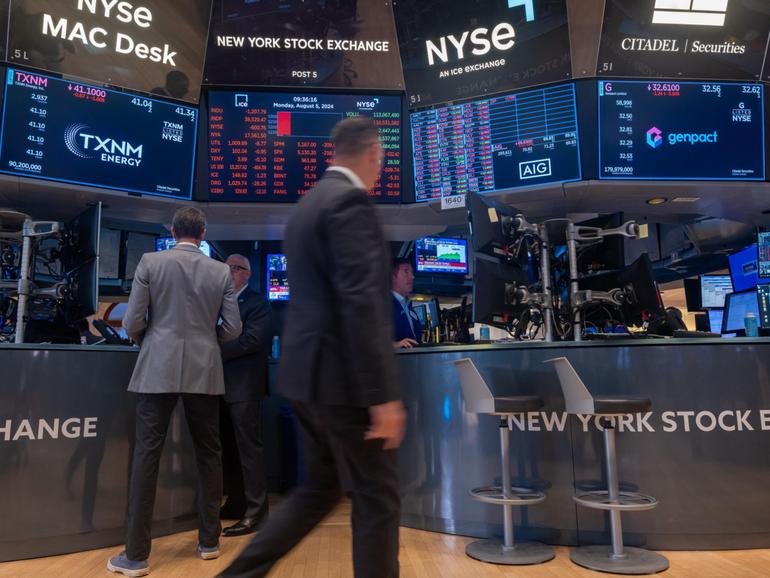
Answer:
[
  {"xmin": 453, "ymin": 358, "xmax": 555, "ymax": 565},
  {"xmin": 546, "ymin": 357, "xmax": 669, "ymax": 575}
]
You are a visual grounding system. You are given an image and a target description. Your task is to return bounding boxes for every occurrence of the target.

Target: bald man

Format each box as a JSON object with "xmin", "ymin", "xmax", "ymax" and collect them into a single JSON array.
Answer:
[{"xmin": 219, "ymin": 254, "xmax": 273, "ymax": 537}]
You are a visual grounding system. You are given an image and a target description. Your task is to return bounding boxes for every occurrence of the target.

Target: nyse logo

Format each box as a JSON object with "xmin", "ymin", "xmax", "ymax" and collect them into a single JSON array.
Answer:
[
  {"xmin": 647, "ymin": 126, "xmax": 663, "ymax": 148},
  {"xmin": 64, "ymin": 124, "xmax": 143, "ymax": 167},
  {"xmin": 519, "ymin": 158, "xmax": 552, "ymax": 179},
  {"xmin": 357, "ymin": 98, "xmax": 379, "ymax": 109},
  {"xmin": 425, "ymin": 0, "xmax": 535, "ymax": 66},
  {"xmin": 652, "ymin": 0, "xmax": 728, "ymax": 27}
]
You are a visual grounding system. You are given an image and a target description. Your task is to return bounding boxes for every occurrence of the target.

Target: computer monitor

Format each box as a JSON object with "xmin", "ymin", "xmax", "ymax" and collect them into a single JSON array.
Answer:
[
  {"xmin": 700, "ymin": 274, "xmax": 732, "ymax": 309},
  {"xmin": 758, "ymin": 232, "xmax": 770, "ymax": 279},
  {"xmin": 266, "ymin": 254, "xmax": 289, "ymax": 301},
  {"xmin": 707, "ymin": 309, "xmax": 725, "ymax": 334},
  {"xmin": 758, "ymin": 284, "xmax": 770, "ymax": 329},
  {"xmin": 722, "ymin": 289, "xmax": 759, "ymax": 335},
  {"xmin": 576, "ymin": 213, "xmax": 625, "ymax": 273},
  {"xmin": 683, "ymin": 278, "xmax": 702, "ymax": 312},
  {"xmin": 415, "ymin": 237, "xmax": 468, "ymax": 275},
  {"xmin": 472, "ymin": 257, "xmax": 528, "ymax": 329},
  {"xmin": 63, "ymin": 258, "xmax": 99, "ymax": 325},
  {"xmin": 467, "ymin": 192, "xmax": 521, "ymax": 261},
  {"xmin": 61, "ymin": 204, "xmax": 101, "ymax": 270},
  {"xmin": 156, "ymin": 237, "xmax": 212, "ymax": 257},
  {"xmin": 728, "ymin": 244, "xmax": 759, "ymax": 292}
]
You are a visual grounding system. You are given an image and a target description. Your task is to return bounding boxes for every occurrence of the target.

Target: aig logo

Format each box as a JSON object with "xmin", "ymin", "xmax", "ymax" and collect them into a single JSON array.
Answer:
[{"xmin": 519, "ymin": 158, "xmax": 552, "ymax": 179}]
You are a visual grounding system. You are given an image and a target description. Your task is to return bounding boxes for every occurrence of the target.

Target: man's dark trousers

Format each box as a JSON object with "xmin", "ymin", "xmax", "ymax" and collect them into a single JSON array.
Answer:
[
  {"xmin": 126, "ymin": 393, "xmax": 222, "ymax": 561},
  {"xmin": 218, "ymin": 401, "xmax": 400, "ymax": 578}
]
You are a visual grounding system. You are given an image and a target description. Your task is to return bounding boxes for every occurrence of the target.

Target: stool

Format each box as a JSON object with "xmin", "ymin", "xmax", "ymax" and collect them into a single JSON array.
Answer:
[
  {"xmin": 453, "ymin": 358, "xmax": 555, "ymax": 565},
  {"xmin": 546, "ymin": 357, "xmax": 669, "ymax": 575}
]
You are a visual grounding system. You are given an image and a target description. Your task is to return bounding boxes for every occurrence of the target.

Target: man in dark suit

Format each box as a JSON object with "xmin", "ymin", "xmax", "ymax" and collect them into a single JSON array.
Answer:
[
  {"xmin": 220, "ymin": 253, "xmax": 273, "ymax": 537},
  {"xmin": 220, "ymin": 117, "xmax": 405, "ymax": 578},
  {"xmin": 391, "ymin": 258, "xmax": 422, "ymax": 349},
  {"xmin": 108, "ymin": 207, "xmax": 242, "ymax": 577}
]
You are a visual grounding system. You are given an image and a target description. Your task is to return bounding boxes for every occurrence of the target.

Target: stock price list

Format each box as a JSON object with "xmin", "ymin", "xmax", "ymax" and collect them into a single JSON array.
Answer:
[
  {"xmin": 599, "ymin": 80, "xmax": 765, "ymax": 180},
  {"xmin": 208, "ymin": 92, "xmax": 402, "ymax": 202},
  {"xmin": 410, "ymin": 83, "xmax": 581, "ymax": 202}
]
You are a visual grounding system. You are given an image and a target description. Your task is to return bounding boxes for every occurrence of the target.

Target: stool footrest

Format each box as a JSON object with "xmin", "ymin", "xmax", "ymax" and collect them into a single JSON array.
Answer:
[
  {"xmin": 573, "ymin": 490, "xmax": 658, "ymax": 511},
  {"xmin": 470, "ymin": 485, "xmax": 547, "ymax": 506}
]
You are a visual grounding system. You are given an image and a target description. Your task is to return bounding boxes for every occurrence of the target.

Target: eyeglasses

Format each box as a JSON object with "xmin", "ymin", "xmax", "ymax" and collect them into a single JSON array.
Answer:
[{"xmin": 228, "ymin": 264, "xmax": 249, "ymax": 272}]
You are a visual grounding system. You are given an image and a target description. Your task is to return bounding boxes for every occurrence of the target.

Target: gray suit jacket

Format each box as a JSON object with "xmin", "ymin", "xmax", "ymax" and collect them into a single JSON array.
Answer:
[{"xmin": 123, "ymin": 243, "xmax": 242, "ymax": 395}]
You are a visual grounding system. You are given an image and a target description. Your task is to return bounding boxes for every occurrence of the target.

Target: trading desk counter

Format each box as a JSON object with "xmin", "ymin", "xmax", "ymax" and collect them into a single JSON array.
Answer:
[{"xmin": 2, "ymin": 338, "xmax": 770, "ymax": 561}]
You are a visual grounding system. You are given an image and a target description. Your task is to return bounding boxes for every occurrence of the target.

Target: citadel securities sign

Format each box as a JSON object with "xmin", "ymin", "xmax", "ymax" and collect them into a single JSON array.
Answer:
[
  {"xmin": 598, "ymin": 0, "xmax": 770, "ymax": 80},
  {"xmin": 204, "ymin": 0, "xmax": 403, "ymax": 89},
  {"xmin": 8, "ymin": 0, "xmax": 213, "ymax": 103},
  {"xmin": 394, "ymin": 0, "xmax": 571, "ymax": 108}
]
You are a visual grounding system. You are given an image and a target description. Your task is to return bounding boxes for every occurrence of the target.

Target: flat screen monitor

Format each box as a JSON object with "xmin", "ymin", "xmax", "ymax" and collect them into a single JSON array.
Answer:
[
  {"xmin": 411, "ymin": 83, "xmax": 581, "ymax": 202},
  {"xmin": 266, "ymin": 253, "xmax": 289, "ymax": 301},
  {"xmin": 598, "ymin": 80, "xmax": 765, "ymax": 180},
  {"xmin": 155, "ymin": 237, "xmax": 212, "ymax": 258},
  {"xmin": 61, "ymin": 204, "xmax": 101, "ymax": 270},
  {"xmin": 700, "ymin": 275, "xmax": 733, "ymax": 309},
  {"xmin": 708, "ymin": 309, "xmax": 725, "ymax": 334},
  {"xmin": 415, "ymin": 237, "xmax": 468, "ymax": 275},
  {"xmin": 722, "ymin": 289, "xmax": 759, "ymax": 334},
  {"xmin": 758, "ymin": 232, "xmax": 770, "ymax": 279},
  {"xmin": 472, "ymin": 257, "xmax": 528, "ymax": 329},
  {"xmin": 207, "ymin": 91, "xmax": 402, "ymax": 202},
  {"xmin": 759, "ymin": 285, "xmax": 770, "ymax": 330},
  {"xmin": 729, "ymin": 244, "xmax": 760, "ymax": 292},
  {"xmin": 683, "ymin": 278, "xmax": 701, "ymax": 312},
  {"xmin": 0, "ymin": 68, "xmax": 199, "ymax": 199},
  {"xmin": 467, "ymin": 192, "xmax": 523, "ymax": 262}
]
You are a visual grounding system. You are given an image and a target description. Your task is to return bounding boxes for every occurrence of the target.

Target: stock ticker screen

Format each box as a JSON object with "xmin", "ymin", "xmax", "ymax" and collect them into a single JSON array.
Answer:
[
  {"xmin": 598, "ymin": 80, "xmax": 765, "ymax": 180},
  {"xmin": 410, "ymin": 83, "xmax": 581, "ymax": 202},
  {"xmin": 0, "ymin": 68, "xmax": 198, "ymax": 199},
  {"xmin": 207, "ymin": 91, "xmax": 402, "ymax": 202}
]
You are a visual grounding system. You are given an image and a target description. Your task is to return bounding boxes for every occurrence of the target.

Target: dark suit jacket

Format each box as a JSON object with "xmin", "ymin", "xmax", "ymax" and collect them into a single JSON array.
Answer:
[
  {"xmin": 278, "ymin": 170, "xmax": 400, "ymax": 408},
  {"xmin": 391, "ymin": 294, "xmax": 422, "ymax": 343},
  {"xmin": 222, "ymin": 287, "xmax": 273, "ymax": 403}
]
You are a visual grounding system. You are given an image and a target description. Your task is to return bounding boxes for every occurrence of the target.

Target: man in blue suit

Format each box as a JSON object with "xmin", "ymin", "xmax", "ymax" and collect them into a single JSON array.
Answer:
[{"xmin": 391, "ymin": 258, "xmax": 423, "ymax": 348}]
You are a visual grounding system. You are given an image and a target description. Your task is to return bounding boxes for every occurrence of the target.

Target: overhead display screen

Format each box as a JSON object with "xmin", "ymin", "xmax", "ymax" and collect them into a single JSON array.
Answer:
[
  {"xmin": 0, "ymin": 68, "xmax": 198, "ymax": 199},
  {"xmin": 8, "ymin": 0, "xmax": 212, "ymax": 103},
  {"xmin": 394, "ymin": 0, "xmax": 571, "ymax": 108},
  {"xmin": 205, "ymin": 0, "xmax": 403, "ymax": 90},
  {"xmin": 267, "ymin": 253, "xmax": 288, "ymax": 301},
  {"xmin": 415, "ymin": 237, "xmax": 468, "ymax": 274},
  {"xmin": 208, "ymin": 91, "xmax": 402, "ymax": 203},
  {"xmin": 597, "ymin": 0, "xmax": 770, "ymax": 81},
  {"xmin": 598, "ymin": 80, "xmax": 764, "ymax": 180},
  {"xmin": 411, "ymin": 83, "xmax": 581, "ymax": 202}
]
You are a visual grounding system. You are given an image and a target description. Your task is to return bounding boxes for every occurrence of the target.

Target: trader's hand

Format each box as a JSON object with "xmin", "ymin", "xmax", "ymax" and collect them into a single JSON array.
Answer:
[
  {"xmin": 394, "ymin": 338, "xmax": 418, "ymax": 349},
  {"xmin": 365, "ymin": 400, "xmax": 406, "ymax": 450}
]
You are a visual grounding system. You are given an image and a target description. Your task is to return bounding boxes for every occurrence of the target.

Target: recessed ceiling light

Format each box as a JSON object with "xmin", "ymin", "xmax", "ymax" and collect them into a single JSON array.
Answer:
[
  {"xmin": 672, "ymin": 197, "xmax": 700, "ymax": 203},
  {"xmin": 646, "ymin": 197, "xmax": 668, "ymax": 206}
]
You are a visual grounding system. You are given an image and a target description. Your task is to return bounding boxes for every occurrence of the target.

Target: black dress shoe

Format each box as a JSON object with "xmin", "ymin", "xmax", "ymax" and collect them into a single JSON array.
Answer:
[{"xmin": 222, "ymin": 516, "xmax": 264, "ymax": 537}]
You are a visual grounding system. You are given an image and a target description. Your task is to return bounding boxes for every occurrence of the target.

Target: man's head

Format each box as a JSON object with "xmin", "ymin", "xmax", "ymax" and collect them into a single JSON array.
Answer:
[
  {"xmin": 331, "ymin": 116, "xmax": 383, "ymax": 191},
  {"xmin": 226, "ymin": 254, "xmax": 251, "ymax": 292},
  {"xmin": 391, "ymin": 257, "xmax": 415, "ymax": 297},
  {"xmin": 171, "ymin": 207, "xmax": 206, "ymax": 244}
]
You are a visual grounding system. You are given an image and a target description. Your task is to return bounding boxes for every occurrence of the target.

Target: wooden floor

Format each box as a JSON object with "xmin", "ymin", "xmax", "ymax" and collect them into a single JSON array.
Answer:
[{"xmin": 2, "ymin": 503, "xmax": 770, "ymax": 577}]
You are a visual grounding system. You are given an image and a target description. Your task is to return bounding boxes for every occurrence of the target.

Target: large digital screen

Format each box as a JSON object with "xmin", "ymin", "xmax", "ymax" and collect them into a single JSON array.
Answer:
[
  {"xmin": 395, "ymin": 0, "xmax": 571, "ymax": 108},
  {"xmin": 411, "ymin": 83, "xmax": 581, "ymax": 202},
  {"xmin": 8, "ymin": 0, "xmax": 212, "ymax": 103},
  {"xmin": 156, "ymin": 237, "xmax": 212, "ymax": 257},
  {"xmin": 598, "ymin": 0, "xmax": 770, "ymax": 81},
  {"xmin": 415, "ymin": 237, "xmax": 468, "ymax": 274},
  {"xmin": 208, "ymin": 91, "xmax": 402, "ymax": 202},
  {"xmin": 205, "ymin": 0, "xmax": 403, "ymax": 90},
  {"xmin": 700, "ymin": 274, "xmax": 732, "ymax": 309},
  {"xmin": 758, "ymin": 232, "xmax": 770, "ymax": 279},
  {"xmin": 598, "ymin": 80, "xmax": 764, "ymax": 180},
  {"xmin": 0, "ymin": 68, "xmax": 198, "ymax": 198},
  {"xmin": 267, "ymin": 253, "xmax": 288, "ymax": 301}
]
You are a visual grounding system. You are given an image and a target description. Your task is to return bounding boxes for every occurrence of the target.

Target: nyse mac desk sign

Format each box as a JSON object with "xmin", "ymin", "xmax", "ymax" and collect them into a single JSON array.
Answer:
[
  {"xmin": 8, "ymin": 0, "xmax": 213, "ymax": 103},
  {"xmin": 598, "ymin": 80, "xmax": 765, "ymax": 180},
  {"xmin": 204, "ymin": 0, "xmax": 403, "ymax": 89},
  {"xmin": 598, "ymin": 0, "xmax": 770, "ymax": 80},
  {"xmin": 394, "ymin": 0, "xmax": 571, "ymax": 108},
  {"xmin": 0, "ymin": 69, "xmax": 199, "ymax": 199}
]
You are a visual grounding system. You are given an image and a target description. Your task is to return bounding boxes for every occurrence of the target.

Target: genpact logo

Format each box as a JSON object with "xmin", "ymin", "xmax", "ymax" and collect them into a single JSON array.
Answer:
[
  {"xmin": 64, "ymin": 124, "xmax": 143, "ymax": 167},
  {"xmin": 667, "ymin": 130, "xmax": 719, "ymax": 145},
  {"xmin": 652, "ymin": 0, "xmax": 728, "ymax": 27},
  {"xmin": 425, "ymin": 0, "xmax": 535, "ymax": 66},
  {"xmin": 646, "ymin": 126, "xmax": 663, "ymax": 149}
]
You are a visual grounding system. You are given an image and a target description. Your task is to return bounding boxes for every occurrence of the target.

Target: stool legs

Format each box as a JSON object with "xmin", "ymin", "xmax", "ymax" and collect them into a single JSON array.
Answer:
[
  {"xmin": 500, "ymin": 418, "xmax": 515, "ymax": 550},
  {"xmin": 603, "ymin": 420, "xmax": 625, "ymax": 559}
]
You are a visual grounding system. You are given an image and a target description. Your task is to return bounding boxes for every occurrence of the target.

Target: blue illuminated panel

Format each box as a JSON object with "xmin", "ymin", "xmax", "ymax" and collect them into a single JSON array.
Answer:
[
  {"xmin": 598, "ymin": 80, "xmax": 764, "ymax": 180},
  {"xmin": 410, "ymin": 83, "xmax": 582, "ymax": 202},
  {"xmin": 0, "ymin": 69, "xmax": 198, "ymax": 199}
]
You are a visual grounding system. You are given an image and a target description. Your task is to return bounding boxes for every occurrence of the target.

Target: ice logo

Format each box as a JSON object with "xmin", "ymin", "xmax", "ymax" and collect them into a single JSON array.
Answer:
[
  {"xmin": 508, "ymin": 0, "xmax": 535, "ymax": 22},
  {"xmin": 647, "ymin": 127, "xmax": 663, "ymax": 149}
]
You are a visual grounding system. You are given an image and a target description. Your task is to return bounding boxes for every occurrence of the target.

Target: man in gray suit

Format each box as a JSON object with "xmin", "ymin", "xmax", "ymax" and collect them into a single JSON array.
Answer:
[{"xmin": 108, "ymin": 207, "xmax": 241, "ymax": 577}]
